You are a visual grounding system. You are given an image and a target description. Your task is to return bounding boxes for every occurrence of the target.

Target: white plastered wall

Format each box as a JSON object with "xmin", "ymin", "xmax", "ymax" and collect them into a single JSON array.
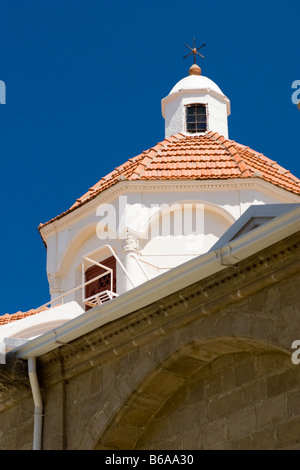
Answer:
[
  {"xmin": 40, "ymin": 180, "xmax": 299, "ymax": 308},
  {"xmin": 164, "ymin": 92, "xmax": 229, "ymax": 139}
]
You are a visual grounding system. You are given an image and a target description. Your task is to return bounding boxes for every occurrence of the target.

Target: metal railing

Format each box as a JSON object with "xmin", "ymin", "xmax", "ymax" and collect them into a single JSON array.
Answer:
[{"xmin": 38, "ymin": 245, "xmax": 136, "ymax": 310}]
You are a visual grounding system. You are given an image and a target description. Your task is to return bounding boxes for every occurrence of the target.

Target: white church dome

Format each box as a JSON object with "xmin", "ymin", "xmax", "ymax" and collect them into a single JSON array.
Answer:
[{"xmin": 169, "ymin": 73, "xmax": 224, "ymax": 96}]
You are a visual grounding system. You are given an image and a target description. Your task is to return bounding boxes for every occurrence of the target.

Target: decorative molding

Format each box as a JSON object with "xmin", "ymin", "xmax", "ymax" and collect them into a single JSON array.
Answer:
[
  {"xmin": 161, "ymin": 87, "xmax": 231, "ymax": 117},
  {"xmin": 39, "ymin": 232, "xmax": 300, "ymax": 382},
  {"xmin": 39, "ymin": 178, "xmax": 300, "ymax": 242},
  {"xmin": 47, "ymin": 273, "xmax": 63, "ymax": 294},
  {"xmin": 121, "ymin": 231, "xmax": 140, "ymax": 253}
]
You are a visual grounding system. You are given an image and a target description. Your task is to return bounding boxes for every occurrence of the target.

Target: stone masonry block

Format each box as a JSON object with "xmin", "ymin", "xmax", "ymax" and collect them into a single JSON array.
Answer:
[
  {"xmin": 267, "ymin": 367, "xmax": 300, "ymax": 398},
  {"xmin": 227, "ymin": 407, "xmax": 256, "ymax": 439},
  {"xmin": 276, "ymin": 416, "xmax": 300, "ymax": 449},
  {"xmin": 256, "ymin": 394, "xmax": 287, "ymax": 428},
  {"xmin": 202, "ymin": 418, "xmax": 227, "ymax": 448},
  {"xmin": 287, "ymin": 390, "xmax": 300, "ymax": 417},
  {"xmin": 209, "ymin": 389, "xmax": 243, "ymax": 420},
  {"xmin": 205, "ymin": 370, "xmax": 222, "ymax": 398},
  {"xmin": 234, "ymin": 359, "xmax": 256, "ymax": 386}
]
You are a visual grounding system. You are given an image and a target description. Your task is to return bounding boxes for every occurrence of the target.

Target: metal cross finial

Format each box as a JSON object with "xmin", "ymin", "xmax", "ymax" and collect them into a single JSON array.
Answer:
[{"xmin": 183, "ymin": 38, "xmax": 205, "ymax": 64}]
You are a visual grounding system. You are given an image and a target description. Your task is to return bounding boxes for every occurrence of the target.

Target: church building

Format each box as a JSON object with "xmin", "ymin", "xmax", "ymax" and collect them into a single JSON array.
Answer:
[{"xmin": 1, "ymin": 52, "xmax": 300, "ymax": 450}]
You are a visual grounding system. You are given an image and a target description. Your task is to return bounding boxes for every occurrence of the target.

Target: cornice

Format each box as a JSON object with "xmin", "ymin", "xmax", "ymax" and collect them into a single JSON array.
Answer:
[
  {"xmin": 161, "ymin": 87, "xmax": 231, "ymax": 117},
  {"xmin": 39, "ymin": 178, "xmax": 300, "ymax": 243},
  {"xmin": 38, "ymin": 231, "xmax": 300, "ymax": 386},
  {"xmin": 15, "ymin": 203, "xmax": 300, "ymax": 365}
]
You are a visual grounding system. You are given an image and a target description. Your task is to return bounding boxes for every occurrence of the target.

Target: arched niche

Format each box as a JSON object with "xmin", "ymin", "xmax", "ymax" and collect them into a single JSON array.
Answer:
[
  {"xmin": 138, "ymin": 201, "xmax": 235, "ymax": 274},
  {"xmin": 55, "ymin": 223, "xmax": 120, "ymax": 305},
  {"xmin": 57, "ymin": 222, "xmax": 118, "ymax": 277}
]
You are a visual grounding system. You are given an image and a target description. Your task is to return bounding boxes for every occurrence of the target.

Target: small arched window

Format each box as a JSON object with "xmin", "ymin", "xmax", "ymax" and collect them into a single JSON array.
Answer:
[{"xmin": 186, "ymin": 104, "xmax": 207, "ymax": 133}]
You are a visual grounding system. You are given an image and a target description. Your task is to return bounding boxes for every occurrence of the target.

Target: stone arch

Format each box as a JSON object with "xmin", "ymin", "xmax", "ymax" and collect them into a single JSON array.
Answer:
[
  {"xmin": 76, "ymin": 266, "xmax": 300, "ymax": 450},
  {"xmin": 58, "ymin": 222, "xmax": 118, "ymax": 275},
  {"xmin": 93, "ymin": 336, "xmax": 294, "ymax": 450}
]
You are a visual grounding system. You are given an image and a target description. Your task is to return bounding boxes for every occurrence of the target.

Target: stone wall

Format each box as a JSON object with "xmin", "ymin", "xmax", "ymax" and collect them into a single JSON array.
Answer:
[
  {"xmin": 0, "ymin": 232, "xmax": 300, "ymax": 450},
  {"xmin": 133, "ymin": 351, "xmax": 300, "ymax": 450},
  {"xmin": 0, "ymin": 395, "xmax": 33, "ymax": 450}
]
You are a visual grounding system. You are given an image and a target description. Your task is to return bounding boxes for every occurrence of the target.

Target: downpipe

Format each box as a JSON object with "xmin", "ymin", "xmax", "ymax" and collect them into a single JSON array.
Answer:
[{"xmin": 28, "ymin": 357, "xmax": 43, "ymax": 450}]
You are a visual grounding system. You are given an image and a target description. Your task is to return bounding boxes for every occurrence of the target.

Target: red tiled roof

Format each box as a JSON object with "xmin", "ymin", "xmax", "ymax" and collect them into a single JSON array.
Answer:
[
  {"xmin": 39, "ymin": 131, "xmax": 300, "ymax": 229},
  {"xmin": 0, "ymin": 306, "xmax": 53, "ymax": 325}
]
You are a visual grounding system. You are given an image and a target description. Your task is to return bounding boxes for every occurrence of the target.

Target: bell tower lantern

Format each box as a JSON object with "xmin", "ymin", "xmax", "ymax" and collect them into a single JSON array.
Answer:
[{"xmin": 161, "ymin": 41, "xmax": 231, "ymax": 139}]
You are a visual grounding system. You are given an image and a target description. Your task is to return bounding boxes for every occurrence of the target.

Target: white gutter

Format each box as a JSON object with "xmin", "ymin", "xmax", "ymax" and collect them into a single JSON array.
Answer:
[
  {"xmin": 28, "ymin": 357, "xmax": 43, "ymax": 450},
  {"xmin": 12, "ymin": 204, "xmax": 300, "ymax": 362}
]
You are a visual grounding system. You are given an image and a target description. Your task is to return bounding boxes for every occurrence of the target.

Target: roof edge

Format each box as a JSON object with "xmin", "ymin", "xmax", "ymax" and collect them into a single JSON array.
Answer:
[
  {"xmin": 38, "ymin": 131, "xmax": 300, "ymax": 243},
  {"xmin": 13, "ymin": 204, "xmax": 300, "ymax": 360}
]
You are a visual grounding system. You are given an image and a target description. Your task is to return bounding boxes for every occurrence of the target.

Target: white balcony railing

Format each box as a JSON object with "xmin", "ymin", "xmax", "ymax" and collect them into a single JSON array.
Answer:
[{"xmin": 38, "ymin": 245, "xmax": 136, "ymax": 310}]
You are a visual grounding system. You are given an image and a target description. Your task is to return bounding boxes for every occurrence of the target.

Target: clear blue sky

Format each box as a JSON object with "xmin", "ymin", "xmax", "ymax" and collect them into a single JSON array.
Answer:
[{"xmin": 0, "ymin": 0, "xmax": 299, "ymax": 315}]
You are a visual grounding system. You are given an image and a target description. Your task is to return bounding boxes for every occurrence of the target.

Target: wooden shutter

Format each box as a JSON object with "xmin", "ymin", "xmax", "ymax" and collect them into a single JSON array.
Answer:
[{"xmin": 85, "ymin": 256, "xmax": 116, "ymax": 311}]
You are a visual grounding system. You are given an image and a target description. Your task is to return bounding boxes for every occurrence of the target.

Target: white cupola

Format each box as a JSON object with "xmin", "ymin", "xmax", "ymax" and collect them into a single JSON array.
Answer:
[{"xmin": 161, "ymin": 63, "xmax": 231, "ymax": 139}]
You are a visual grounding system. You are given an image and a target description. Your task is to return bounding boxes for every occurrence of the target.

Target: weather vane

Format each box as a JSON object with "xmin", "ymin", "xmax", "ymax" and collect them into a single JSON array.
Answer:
[{"xmin": 184, "ymin": 38, "xmax": 205, "ymax": 64}]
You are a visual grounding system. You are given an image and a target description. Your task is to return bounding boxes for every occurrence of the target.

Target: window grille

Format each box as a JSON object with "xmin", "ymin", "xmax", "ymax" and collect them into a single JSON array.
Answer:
[{"xmin": 186, "ymin": 104, "xmax": 207, "ymax": 133}]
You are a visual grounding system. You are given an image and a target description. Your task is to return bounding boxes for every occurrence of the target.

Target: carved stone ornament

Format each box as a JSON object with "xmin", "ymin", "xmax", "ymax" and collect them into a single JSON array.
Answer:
[
  {"xmin": 48, "ymin": 273, "xmax": 63, "ymax": 294},
  {"xmin": 121, "ymin": 232, "xmax": 140, "ymax": 252}
]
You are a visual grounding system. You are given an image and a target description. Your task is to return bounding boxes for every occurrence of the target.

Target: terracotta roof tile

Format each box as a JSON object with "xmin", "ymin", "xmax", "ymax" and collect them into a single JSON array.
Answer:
[
  {"xmin": 0, "ymin": 305, "xmax": 57, "ymax": 325},
  {"xmin": 39, "ymin": 132, "xmax": 300, "ymax": 229}
]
